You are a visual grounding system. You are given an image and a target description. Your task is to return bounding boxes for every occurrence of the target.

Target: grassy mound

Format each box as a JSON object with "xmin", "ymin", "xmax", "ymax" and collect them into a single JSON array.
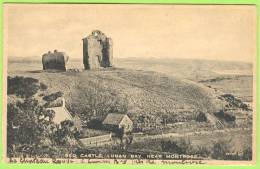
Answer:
[{"xmin": 11, "ymin": 68, "xmax": 223, "ymax": 122}]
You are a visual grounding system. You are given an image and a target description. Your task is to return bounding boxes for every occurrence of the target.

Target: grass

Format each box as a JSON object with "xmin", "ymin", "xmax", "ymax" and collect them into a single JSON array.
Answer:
[
  {"xmin": 128, "ymin": 128, "xmax": 252, "ymax": 159},
  {"xmin": 7, "ymin": 58, "xmax": 253, "ymax": 130},
  {"xmin": 8, "ymin": 63, "xmax": 223, "ymax": 120},
  {"xmin": 7, "ymin": 57, "xmax": 254, "ymax": 159}
]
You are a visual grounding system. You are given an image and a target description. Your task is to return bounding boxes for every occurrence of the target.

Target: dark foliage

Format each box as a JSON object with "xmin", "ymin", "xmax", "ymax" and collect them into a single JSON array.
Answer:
[
  {"xmin": 40, "ymin": 82, "xmax": 48, "ymax": 90},
  {"xmin": 86, "ymin": 118, "xmax": 103, "ymax": 129},
  {"xmin": 7, "ymin": 76, "xmax": 80, "ymax": 158},
  {"xmin": 161, "ymin": 138, "xmax": 191, "ymax": 154},
  {"xmin": 51, "ymin": 120, "xmax": 78, "ymax": 146},
  {"xmin": 195, "ymin": 112, "xmax": 207, "ymax": 122},
  {"xmin": 7, "ymin": 76, "xmax": 40, "ymax": 98},
  {"xmin": 214, "ymin": 110, "xmax": 236, "ymax": 122},
  {"xmin": 43, "ymin": 91, "xmax": 63, "ymax": 102},
  {"xmin": 211, "ymin": 140, "xmax": 229, "ymax": 160},
  {"xmin": 242, "ymin": 147, "xmax": 252, "ymax": 160},
  {"xmin": 194, "ymin": 146, "xmax": 211, "ymax": 158},
  {"xmin": 219, "ymin": 94, "xmax": 251, "ymax": 111},
  {"xmin": 7, "ymin": 99, "xmax": 55, "ymax": 157}
]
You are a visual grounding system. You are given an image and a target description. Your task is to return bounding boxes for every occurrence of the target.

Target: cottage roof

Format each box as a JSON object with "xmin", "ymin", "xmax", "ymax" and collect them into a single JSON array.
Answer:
[{"xmin": 102, "ymin": 113, "xmax": 127, "ymax": 125}]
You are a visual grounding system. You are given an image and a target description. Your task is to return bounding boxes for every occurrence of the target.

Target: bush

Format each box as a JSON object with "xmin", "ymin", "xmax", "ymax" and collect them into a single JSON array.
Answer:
[
  {"xmin": 43, "ymin": 91, "xmax": 63, "ymax": 102},
  {"xmin": 214, "ymin": 110, "xmax": 236, "ymax": 122},
  {"xmin": 242, "ymin": 147, "xmax": 252, "ymax": 160},
  {"xmin": 8, "ymin": 76, "xmax": 40, "ymax": 98},
  {"xmin": 220, "ymin": 94, "xmax": 251, "ymax": 111},
  {"xmin": 195, "ymin": 112, "xmax": 207, "ymax": 122},
  {"xmin": 161, "ymin": 138, "xmax": 191, "ymax": 154},
  {"xmin": 87, "ymin": 118, "xmax": 103, "ymax": 129},
  {"xmin": 7, "ymin": 98, "xmax": 56, "ymax": 157},
  {"xmin": 211, "ymin": 140, "xmax": 230, "ymax": 160},
  {"xmin": 40, "ymin": 82, "xmax": 48, "ymax": 90},
  {"xmin": 194, "ymin": 146, "xmax": 211, "ymax": 157},
  {"xmin": 44, "ymin": 98, "xmax": 63, "ymax": 108}
]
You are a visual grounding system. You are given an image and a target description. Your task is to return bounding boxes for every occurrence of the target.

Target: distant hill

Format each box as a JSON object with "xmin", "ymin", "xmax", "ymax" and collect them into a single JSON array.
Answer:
[{"xmin": 114, "ymin": 57, "xmax": 253, "ymax": 81}]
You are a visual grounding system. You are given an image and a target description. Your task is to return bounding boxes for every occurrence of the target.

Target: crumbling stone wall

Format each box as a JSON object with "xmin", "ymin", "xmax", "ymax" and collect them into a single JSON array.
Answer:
[
  {"xmin": 82, "ymin": 30, "xmax": 113, "ymax": 69},
  {"xmin": 42, "ymin": 50, "xmax": 69, "ymax": 71}
]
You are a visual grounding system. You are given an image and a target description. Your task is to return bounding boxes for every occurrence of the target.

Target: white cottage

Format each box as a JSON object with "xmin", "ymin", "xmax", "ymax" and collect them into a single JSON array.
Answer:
[{"xmin": 46, "ymin": 98, "xmax": 73, "ymax": 124}]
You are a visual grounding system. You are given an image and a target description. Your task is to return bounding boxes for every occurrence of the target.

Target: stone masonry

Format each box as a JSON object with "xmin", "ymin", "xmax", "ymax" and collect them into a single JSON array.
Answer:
[{"xmin": 82, "ymin": 30, "xmax": 113, "ymax": 69}]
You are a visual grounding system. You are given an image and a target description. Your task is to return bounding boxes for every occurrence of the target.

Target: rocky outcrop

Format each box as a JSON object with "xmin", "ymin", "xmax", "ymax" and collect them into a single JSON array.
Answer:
[
  {"xmin": 42, "ymin": 50, "xmax": 69, "ymax": 71},
  {"xmin": 82, "ymin": 30, "xmax": 113, "ymax": 69}
]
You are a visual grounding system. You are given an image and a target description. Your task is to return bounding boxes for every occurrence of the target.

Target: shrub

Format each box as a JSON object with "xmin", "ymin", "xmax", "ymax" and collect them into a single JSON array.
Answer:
[
  {"xmin": 220, "ymin": 94, "xmax": 251, "ymax": 111},
  {"xmin": 87, "ymin": 118, "xmax": 103, "ymax": 129},
  {"xmin": 242, "ymin": 147, "xmax": 252, "ymax": 160},
  {"xmin": 8, "ymin": 76, "xmax": 40, "ymax": 98},
  {"xmin": 7, "ymin": 98, "xmax": 56, "ymax": 157},
  {"xmin": 195, "ymin": 112, "xmax": 207, "ymax": 122},
  {"xmin": 211, "ymin": 140, "xmax": 230, "ymax": 160},
  {"xmin": 43, "ymin": 91, "xmax": 63, "ymax": 102},
  {"xmin": 40, "ymin": 82, "xmax": 48, "ymax": 90},
  {"xmin": 194, "ymin": 146, "xmax": 211, "ymax": 157},
  {"xmin": 214, "ymin": 110, "xmax": 236, "ymax": 122},
  {"xmin": 44, "ymin": 98, "xmax": 63, "ymax": 108},
  {"xmin": 161, "ymin": 138, "xmax": 191, "ymax": 154}
]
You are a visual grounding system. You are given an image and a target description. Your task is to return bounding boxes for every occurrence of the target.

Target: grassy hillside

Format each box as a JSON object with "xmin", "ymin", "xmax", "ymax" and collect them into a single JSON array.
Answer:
[
  {"xmin": 8, "ymin": 67, "xmax": 224, "ymax": 122},
  {"xmin": 7, "ymin": 57, "xmax": 253, "ymax": 159}
]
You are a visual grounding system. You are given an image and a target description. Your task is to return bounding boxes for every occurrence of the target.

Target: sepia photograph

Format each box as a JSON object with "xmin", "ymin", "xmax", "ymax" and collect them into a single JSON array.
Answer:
[{"xmin": 3, "ymin": 4, "xmax": 257, "ymax": 165}]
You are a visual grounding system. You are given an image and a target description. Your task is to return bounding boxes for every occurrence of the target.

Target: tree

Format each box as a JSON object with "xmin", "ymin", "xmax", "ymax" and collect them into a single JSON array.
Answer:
[
  {"xmin": 7, "ymin": 99, "xmax": 55, "ymax": 157},
  {"xmin": 43, "ymin": 91, "xmax": 63, "ymax": 102},
  {"xmin": 51, "ymin": 120, "xmax": 79, "ymax": 146},
  {"xmin": 7, "ymin": 76, "xmax": 77, "ymax": 158},
  {"xmin": 7, "ymin": 76, "xmax": 40, "ymax": 98}
]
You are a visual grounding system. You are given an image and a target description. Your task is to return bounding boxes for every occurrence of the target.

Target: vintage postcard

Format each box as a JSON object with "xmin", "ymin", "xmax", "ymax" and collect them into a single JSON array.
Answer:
[{"xmin": 3, "ymin": 4, "xmax": 257, "ymax": 165}]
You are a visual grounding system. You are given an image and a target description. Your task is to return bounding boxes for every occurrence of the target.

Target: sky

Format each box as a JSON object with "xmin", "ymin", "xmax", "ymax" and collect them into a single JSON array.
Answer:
[{"xmin": 4, "ymin": 4, "xmax": 257, "ymax": 62}]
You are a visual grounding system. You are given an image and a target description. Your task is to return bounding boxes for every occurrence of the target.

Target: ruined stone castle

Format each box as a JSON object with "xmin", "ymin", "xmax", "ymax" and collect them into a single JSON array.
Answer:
[
  {"xmin": 42, "ymin": 50, "xmax": 69, "ymax": 71},
  {"xmin": 82, "ymin": 30, "xmax": 113, "ymax": 69}
]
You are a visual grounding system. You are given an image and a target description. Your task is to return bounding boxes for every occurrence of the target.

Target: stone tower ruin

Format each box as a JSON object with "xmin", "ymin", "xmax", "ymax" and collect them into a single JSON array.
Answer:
[
  {"xmin": 42, "ymin": 50, "xmax": 69, "ymax": 71},
  {"xmin": 82, "ymin": 30, "xmax": 113, "ymax": 69}
]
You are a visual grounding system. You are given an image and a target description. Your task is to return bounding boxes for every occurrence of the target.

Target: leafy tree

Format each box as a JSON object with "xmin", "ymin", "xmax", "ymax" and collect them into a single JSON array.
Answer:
[
  {"xmin": 7, "ymin": 76, "xmax": 77, "ymax": 158},
  {"xmin": 7, "ymin": 99, "xmax": 55, "ymax": 157},
  {"xmin": 43, "ymin": 91, "xmax": 63, "ymax": 102},
  {"xmin": 8, "ymin": 76, "xmax": 40, "ymax": 98},
  {"xmin": 51, "ymin": 120, "xmax": 78, "ymax": 146}
]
